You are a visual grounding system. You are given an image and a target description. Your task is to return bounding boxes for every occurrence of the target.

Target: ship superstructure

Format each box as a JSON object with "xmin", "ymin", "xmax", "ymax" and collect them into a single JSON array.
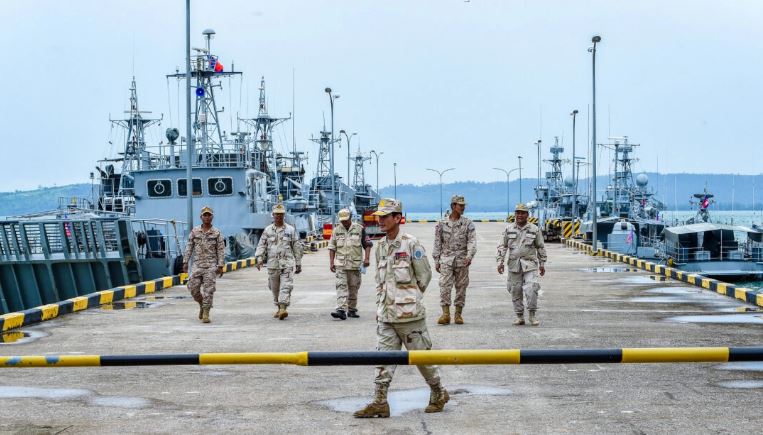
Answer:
[{"xmin": 120, "ymin": 29, "xmax": 316, "ymax": 258}]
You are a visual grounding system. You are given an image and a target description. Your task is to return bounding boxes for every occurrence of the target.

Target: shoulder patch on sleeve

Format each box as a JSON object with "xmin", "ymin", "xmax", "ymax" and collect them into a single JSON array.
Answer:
[{"xmin": 413, "ymin": 247, "xmax": 425, "ymax": 260}]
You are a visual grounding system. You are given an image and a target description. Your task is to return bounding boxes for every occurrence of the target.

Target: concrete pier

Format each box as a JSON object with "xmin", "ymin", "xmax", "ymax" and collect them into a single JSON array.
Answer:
[{"xmin": 1, "ymin": 223, "xmax": 762, "ymax": 434}]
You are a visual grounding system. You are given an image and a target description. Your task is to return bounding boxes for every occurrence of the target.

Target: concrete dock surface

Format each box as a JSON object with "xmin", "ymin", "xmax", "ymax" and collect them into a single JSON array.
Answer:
[{"xmin": 1, "ymin": 222, "xmax": 762, "ymax": 434}]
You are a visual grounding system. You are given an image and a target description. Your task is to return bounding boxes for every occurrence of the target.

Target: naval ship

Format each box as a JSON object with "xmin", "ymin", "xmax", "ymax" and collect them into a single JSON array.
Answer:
[
  {"xmin": 532, "ymin": 136, "xmax": 588, "ymax": 241},
  {"xmin": 96, "ymin": 29, "xmax": 319, "ymax": 260},
  {"xmin": 580, "ymin": 136, "xmax": 667, "ymax": 256},
  {"xmin": 656, "ymin": 188, "xmax": 763, "ymax": 280}
]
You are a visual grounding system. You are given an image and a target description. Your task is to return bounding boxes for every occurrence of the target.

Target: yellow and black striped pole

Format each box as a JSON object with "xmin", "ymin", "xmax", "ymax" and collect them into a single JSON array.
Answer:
[{"xmin": 2, "ymin": 347, "xmax": 762, "ymax": 368}]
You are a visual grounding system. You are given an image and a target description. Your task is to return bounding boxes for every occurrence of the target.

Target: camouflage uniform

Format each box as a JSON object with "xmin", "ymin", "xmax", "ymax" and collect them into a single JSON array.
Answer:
[
  {"xmin": 183, "ymin": 225, "xmax": 225, "ymax": 308},
  {"xmin": 329, "ymin": 220, "xmax": 372, "ymax": 312},
  {"xmin": 496, "ymin": 221, "xmax": 547, "ymax": 314},
  {"xmin": 432, "ymin": 216, "xmax": 476, "ymax": 307},
  {"xmin": 255, "ymin": 223, "xmax": 303, "ymax": 307},
  {"xmin": 373, "ymin": 231, "xmax": 440, "ymax": 388}
]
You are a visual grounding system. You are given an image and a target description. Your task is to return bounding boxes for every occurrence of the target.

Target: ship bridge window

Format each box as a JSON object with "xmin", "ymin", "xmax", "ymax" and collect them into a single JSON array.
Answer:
[
  {"xmin": 147, "ymin": 179, "xmax": 172, "ymax": 198},
  {"xmin": 178, "ymin": 178, "xmax": 203, "ymax": 197},
  {"xmin": 208, "ymin": 177, "xmax": 233, "ymax": 196}
]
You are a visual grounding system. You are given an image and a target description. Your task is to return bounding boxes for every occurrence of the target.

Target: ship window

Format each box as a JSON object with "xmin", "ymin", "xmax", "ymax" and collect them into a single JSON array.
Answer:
[
  {"xmin": 208, "ymin": 177, "xmax": 233, "ymax": 196},
  {"xmin": 147, "ymin": 179, "xmax": 172, "ymax": 198},
  {"xmin": 178, "ymin": 178, "xmax": 203, "ymax": 197}
]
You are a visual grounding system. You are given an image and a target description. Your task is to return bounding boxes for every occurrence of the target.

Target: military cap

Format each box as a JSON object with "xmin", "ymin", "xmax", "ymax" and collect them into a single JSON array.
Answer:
[
  {"xmin": 514, "ymin": 203, "xmax": 529, "ymax": 213},
  {"xmin": 272, "ymin": 203, "xmax": 286, "ymax": 214},
  {"xmin": 372, "ymin": 198, "xmax": 403, "ymax": 216},
  {"xmin": 451, "ymin": 194, "xmax": 466, "ymax": 205},
  {"xmin": 200, "ymin": 206, "xmax": 214, "ymax": 216},
  {"xmin": 337, "ymin": 208, "xmax": 351, "ymax": 221}
]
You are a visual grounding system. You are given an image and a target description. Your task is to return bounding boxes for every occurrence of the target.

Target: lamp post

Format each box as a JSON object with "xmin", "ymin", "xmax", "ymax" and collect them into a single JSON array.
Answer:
[
  {"xmin": 589, "ymin": 35, "xmax": 601, "ymax": 252},
  {"xmin": 494, "ymin": 167, "xmax": 522, "ymax": 220},
  {"xmin": 339, "ymin": 129, "xmax": 357, "ymax": 184},
  {"xmin": 426, "ymin": 167, "xmax": 455, "ymax": 218},
  {"xmin": 518, "ymin": 155, "xmax": 523, "ymax": 203},
  {"xmin": 571, "ymin": 109, "xmax": 579, "ymax": 216},
  {"xmin": 534, "ymin": 140, "xmax": 542, "ymax": 193},
  {"xmin": 184, "ymin": 0, "xmax": 193, "ymax": 232},
  {"xmin": 393, "ymin": 162, "xmax": 397, "ymax": 198},
  {"xmin": 369, "ymin": 150, "xmax": 383, "ymax": 195},
  {"xmin": 325, "ymin": 87, "xmax": 339, "ymax": 216}
]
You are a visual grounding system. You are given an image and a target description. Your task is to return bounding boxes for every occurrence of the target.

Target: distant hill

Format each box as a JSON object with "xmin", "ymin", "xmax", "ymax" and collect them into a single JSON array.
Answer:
[
  {"xmin": 0, "ymin": 184, "xmax": 92, "ymax": 217},
  {"xmin": 1, "ymin": 173, "xmax": 761, "ymax": 216},
  {"xmin": 379, "ymin": 173, "xmax": 763, "ymax": 212}
]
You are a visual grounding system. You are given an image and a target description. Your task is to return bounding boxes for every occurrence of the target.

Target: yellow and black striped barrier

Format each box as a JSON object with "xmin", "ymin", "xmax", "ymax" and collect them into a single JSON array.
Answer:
[
  {"xmin": 310, "ymin": 240, "xmax": 330, "ymax": 251},
  {"xmin": 564, "ymin": 239, "xmax": 763, "ymax": 308},
  {"xmin": 0, "ymin": 257, "xmax": 259, "ymax": 332},
  {"xmin": 2, "ymin": 347, "xmax": 761, "ymax": 368}
]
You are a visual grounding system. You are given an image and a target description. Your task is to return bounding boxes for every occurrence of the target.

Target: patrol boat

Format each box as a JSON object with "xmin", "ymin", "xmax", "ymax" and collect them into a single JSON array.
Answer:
[
  {"xmin": 655, "ymin": 188, "xmax": 763, "ymax": 280},
  {"xmin": 350, "ymin": 149, "xmax": 382, "ymax": 237},
  {"xmin": 533, "ymin": 137, "xmax": 588, "ymax": 241},
  {"xmin": 96, "ymin": 29, "xmax": 317, "ymax": 259},
  {"xmin": 308, "ymin": 123, "xmax": 358, "ymax": 233},
  {"xmin": 581, "ymin": 136, "xmax": 666, "ymax": 256}
]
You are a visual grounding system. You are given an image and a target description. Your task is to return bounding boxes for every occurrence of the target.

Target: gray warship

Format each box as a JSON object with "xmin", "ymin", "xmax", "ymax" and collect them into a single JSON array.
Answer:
[
  {"xmin": 580, "ymin": 136, "xmax": 667, "ymax": 256},
  {"xmin": 532, "ymin": 136, "xmax": 588, "ymax": 241},
  {"xmin": 98, "ymin": 29, "xmax": 318, "ymax": 259},
  {"xmin": 656, "ymin": 188, "xmax": 763, "ymax": 280}
]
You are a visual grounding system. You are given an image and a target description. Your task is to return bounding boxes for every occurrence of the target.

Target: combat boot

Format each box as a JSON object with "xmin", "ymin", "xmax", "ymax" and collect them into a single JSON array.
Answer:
[
  {"xmin": 437, "ymin": 305, "xmax": 451, "ymax": 325},
  {"xmin": 347, "ymin": 309, "xmax": 360, "ymax": 318},
  {"xmin": 353, "ymin": 384, "xmax": 390, "ymax": 418},
  {"xmin": 277, "ymin": 303, "xmax": 288, "ymax": 320},
  {"xmin": 330, "ymin": 309, "xmax": 347, "ymax": 320},
  {"xmin": 513, "ymin": 314, "xmax": 525, "ymax": 326},
  {"xmin": 424, "ymin": 383, "xmax": 449, "ymax": 413},
  {"xmin": 198, "ymin": 303, "xmax": 204, "ymax": 320},
  {"xmin": 528, "ymin": 310, "xmax": 540, "ymax": 326},
  {"xmin": 201, "ymin": 306, "xmax": 211, "ymax": 323},
  {"xmin": 454, "ymin": 306, "xmax": 464, "ymax": 325},
  {"xmin": 273, "ymin": 308, "xmax": 279, "ymax": 318}
]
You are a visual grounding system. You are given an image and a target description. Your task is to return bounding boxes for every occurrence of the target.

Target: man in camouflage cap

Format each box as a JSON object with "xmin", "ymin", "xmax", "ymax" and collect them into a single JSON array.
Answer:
[
  {"xmin": 496, "ymin": 203, "xmax": 547, "ymax": 326},
  {"xmin": 329, "ymin": 208, "xmax": 372, "ymax": 320},
  {"xmin": 183, "ymin": 206, "xmax": 226, "ymax": 323},
  {"xmin": 255, "ymin": 203, "xmax": 303, "ymax": 320},
  {"xmin": 354, "ymin": 198, "xmax": 449, "ymax": 418},
  {"xmin": 432, "ymin": 194, "xmax": 476, "ymax": 325}
]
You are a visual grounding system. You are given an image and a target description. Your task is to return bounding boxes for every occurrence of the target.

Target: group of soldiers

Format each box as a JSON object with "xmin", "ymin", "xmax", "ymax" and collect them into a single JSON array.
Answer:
[{"xmin": 182, "ymin": 194, "xmax": 547, "ymax": 418}]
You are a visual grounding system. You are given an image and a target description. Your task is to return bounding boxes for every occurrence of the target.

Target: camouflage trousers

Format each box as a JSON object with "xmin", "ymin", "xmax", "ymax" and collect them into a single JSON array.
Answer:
[
  {"xmin": 438, "ymin": 263, "xmax": 469, "ymax": 307},
  {"xmin": 188, "ymin": 266, "xmax": 217, "ymax": 308},
  {"xmin": 268, "ymin": 268, "xmax": 294, "ymax": 307},
  {"xmin": 335, "ymin": 269, "xmax": 361, "ymax": 312},
  {"xmin": 508, "ymin": 269, "xmax": 540, "ymax": 314},
  {"xmin": 374, "ymin": 319, "xmax": 440, "ymax": 388}
]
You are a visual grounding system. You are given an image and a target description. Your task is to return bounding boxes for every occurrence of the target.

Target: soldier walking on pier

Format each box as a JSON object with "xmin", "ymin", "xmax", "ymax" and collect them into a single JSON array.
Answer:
[
  {"xmin": 328, "ymin": 209, "xmax": 372, "ymax": 320},
  {"xmin": 432, "ymin": 194, "xmax": 476, "ymax": 325},
  {"xmin": 354, "ymin": 198, "xmax": 449, "ymax": 418},
  {"xmin": 183, "ymin": 206, "xmax": 225, "ymax": 324},
  {"xmin": 255, "ymin": 204, "xmax": 303, "ymax": 320},
  {"xmin": 497, "ymin": 203, "xmax": 547, "ymax": 326}
]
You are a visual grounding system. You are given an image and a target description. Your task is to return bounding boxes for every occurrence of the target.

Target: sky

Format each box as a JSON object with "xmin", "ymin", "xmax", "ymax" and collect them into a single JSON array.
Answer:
[{"xmin": 1, "ymin": 0, "xmax": 762, "ymax": 191}]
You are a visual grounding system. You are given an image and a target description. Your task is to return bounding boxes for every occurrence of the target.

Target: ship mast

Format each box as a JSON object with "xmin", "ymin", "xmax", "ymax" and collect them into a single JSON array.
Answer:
[{"xmin": 109, "ymin": 77, "xmax": 161, "ymax": 174}]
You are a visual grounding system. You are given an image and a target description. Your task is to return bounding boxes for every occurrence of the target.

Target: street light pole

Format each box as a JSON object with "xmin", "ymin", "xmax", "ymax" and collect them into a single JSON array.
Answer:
[
  {"xmin": 370, "ymin": 150, "xmax": 383, "ymax": 195},
  {"xmin": 325, "ymin": 87, "xmax": 337, "ymax": 217},
  {"xmin": 535, "ymin": 140, "xmax": 542, "ymax": 192},
  {"xmin": 494, "ymin": 167, "xmax": 522, "ymax": 220},
  {"xmin": 518, "ymin": 156, "xmax": 523, "ymax": 203},
  {"xmin": 393, "ymin": 162, "xmax": 397, "ymax": 198},
  {"xmin": 185, "ymin": 0, "xmax": 193, "ymax": 232},
  {"xmin": 590, "ymin": 35, "xmax": 601, "ymax": 252},
  {"xmin": 426, "ymin": 167, "xmax": 455, "ymax": 218},
  {"xmin": 571, "ymin": 109, "xmax": 579, "ymax": 217},
  {"xmin": 340, "ymin": 130, "xmax": 357, "ymax": 184}
]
